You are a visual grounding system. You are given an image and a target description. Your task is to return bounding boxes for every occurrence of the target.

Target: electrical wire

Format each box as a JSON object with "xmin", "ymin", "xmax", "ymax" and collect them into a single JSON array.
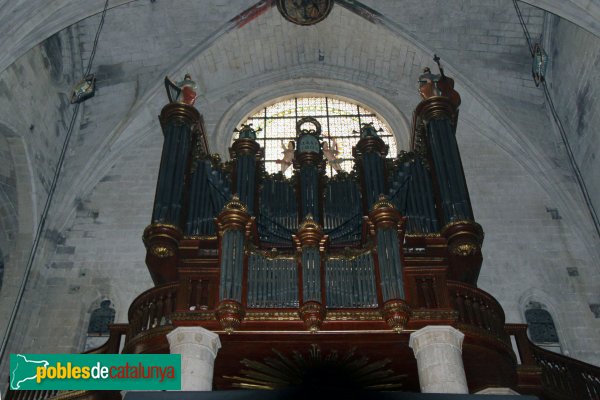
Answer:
[
  {"xmin": 513, "ymin": 0, "xmax": 600, "ymax": 239},
  {"xmin": 514, "ymin": 0, "xmax": 535, "ymax": 56},
  {"xmin": 86, "ymin": 0, "xmax": 110, "ymax": 77},
  {"xmin": 0, "ymin": 0, "xmax": 110, "ymax": 368}
]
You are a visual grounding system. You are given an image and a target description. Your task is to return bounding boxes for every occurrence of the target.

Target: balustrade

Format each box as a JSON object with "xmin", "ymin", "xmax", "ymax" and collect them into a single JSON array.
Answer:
[
  {"xmin": 5, "ymin": 389, "xmax": 62, "ymax": 400},
  {"xmin": 127, "ymin": 283, "xmax": 178, "ymax": 340},
  {"xmin": 507, "ymin": 323, "xmax": 600, "ymax": 400},
  {"xmin": 447, "ymin": 281, "xmax": 509, "ymax": 346}
]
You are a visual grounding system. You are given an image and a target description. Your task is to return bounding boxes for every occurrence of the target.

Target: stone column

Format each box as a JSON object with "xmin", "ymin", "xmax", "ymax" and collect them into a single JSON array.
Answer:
[
  {"xmin": 476, "ymin": 387, "xmax": 520, "ymax": 395},
  {"xmin": 409, "ymin": 325, "xmax": 468, "ymax": 394},
  {"xmin": 167, "ymin": 327, "xmax": 221, "ymax": 391}
]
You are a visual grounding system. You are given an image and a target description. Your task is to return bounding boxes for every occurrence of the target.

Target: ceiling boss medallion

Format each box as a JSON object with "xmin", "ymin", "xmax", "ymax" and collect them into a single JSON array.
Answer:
[{"xmin": 276, "ymin": 0, "xmax": 334, "ymax": 25}]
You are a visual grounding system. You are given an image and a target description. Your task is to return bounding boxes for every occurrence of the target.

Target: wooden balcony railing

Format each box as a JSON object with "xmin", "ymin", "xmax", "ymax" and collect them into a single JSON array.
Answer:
[
  {"xmin": 126, "ymin": 282, "xmax": 178, "ymax": 341},
  {"xmin": 4, "ymin": 390, "xmax": 121, "ymax": 400},
  {"xmin": 447, "ymin": 281, "xmax": 510, "ymax": 347},
  {"xmin": 5, "ymin": 388, "xmax": 63, "ymax": 400},
  {"xmin": 83, "ymin": 324, "xmax": 128, "ymax": 355},
  {"xmin": 507, "ymin": 323, "xmax": 600, "ymax": 400}
]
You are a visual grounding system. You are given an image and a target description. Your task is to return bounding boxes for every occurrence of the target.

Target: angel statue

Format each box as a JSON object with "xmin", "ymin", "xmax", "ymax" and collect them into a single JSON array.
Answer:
[
  {"xmin": 276, "ymin": 141, "xmax": 295, "ymax": 173},
  {"xmin": 323, "ymin": 139, "xmax": 343, "ymax": 172},
  {"xmin": 164, "ymin": 73, "xmax": 198, "ymax": 106}
]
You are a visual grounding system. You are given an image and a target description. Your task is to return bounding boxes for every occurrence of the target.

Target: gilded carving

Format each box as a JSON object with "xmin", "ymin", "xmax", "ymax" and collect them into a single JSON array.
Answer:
[
  {"xmin": 170, "ymin": 311, "xmax": 215, "ymax": 321},
  {"xmin": 183, "ymin": 235, "xmax": 218, "ymax": 241},
  {"xmin": 244, "ymin": 311, "xmax": 300, "ymax": 321},
  {"xmin": 327, "ymin": 310, "xmax": 381, "ymax": 321},
  {"xmin": 412, "ymin": 309, "xmax": 458, "ymax": 321},
  {"xmin": 381, "ymin": 300, "xmax": 411, "ymax": 333},
  {"xmin": 150, "ymin": 245, "xmax": 174, "ymax": 258},
  {"xmin": 452, "ymin": 243, "xmax": 479, "ymax": 256},
  {"xmin": 216, "ymin": 300, "xmax": 246, "ymax": 333},
  {"xmin": 293, "ymin": 214, "xmax": 328, "ymax": 250},
  {"xmin": 222, "ymin": 194, "xmax": 248, "ymax": 213},
  {"xmin": 142, "ymin": 223, "xmax": 183, "ymax": 244},
  {"xmin": 299, "ymin": 301, "xmax": 326, "ymax": 333},
  {"xmin": 366, "ymin": 195, "xmax": 405, "ymax": 234},
  {"xmin": 441, "ymin": 220, "xmax": 484, "ymax": 258},
  {"xmin": 216, "ymin": 195, "xmax": 254, "ymax": 235}
]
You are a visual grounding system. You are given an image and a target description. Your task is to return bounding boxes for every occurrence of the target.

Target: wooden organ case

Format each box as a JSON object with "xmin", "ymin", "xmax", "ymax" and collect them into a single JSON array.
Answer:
[
  {"xmin": 13, "ymin": 68, "xmax": 600, "ymax": 400},
  {"xmin": 135, "ymin": 70, "xmax": 515, "ymax": 393}
]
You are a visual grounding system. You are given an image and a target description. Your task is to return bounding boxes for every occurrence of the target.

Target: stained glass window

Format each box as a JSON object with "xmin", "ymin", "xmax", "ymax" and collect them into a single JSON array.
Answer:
[
  {"xmin": 525, "ymin": 308, "xmax": 559, "ymax": 344},
  {"xmin": 234, "ymin": 97, "xmax": 396, "ymax": 177}
]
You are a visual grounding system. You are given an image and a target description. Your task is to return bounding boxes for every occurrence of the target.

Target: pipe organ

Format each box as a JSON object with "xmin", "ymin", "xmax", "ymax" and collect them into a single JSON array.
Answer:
[
  {"xmin": 14, "ymin": 61, "xmax": 592, "ymax": 400},
  {"xmin": 143, "ymin": 68, "xmax": 485, "ymax": 319},
  {"xmin": 130, "ymin": 63, "xmax": 561, "ymax": 395}
]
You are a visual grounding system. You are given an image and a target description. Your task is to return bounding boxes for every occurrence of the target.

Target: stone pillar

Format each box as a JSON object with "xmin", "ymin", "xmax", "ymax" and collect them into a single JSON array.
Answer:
[
  {"xmin": 167, "ymin": 327, "xmax": 221, "ymax": 391},
  {"xmin": 409, "ymin": 325, "xmax": 468, "ymax": 394},
  {"xmin": 476, "ymin": 387, "xmax": 520, "ymax": 395}
]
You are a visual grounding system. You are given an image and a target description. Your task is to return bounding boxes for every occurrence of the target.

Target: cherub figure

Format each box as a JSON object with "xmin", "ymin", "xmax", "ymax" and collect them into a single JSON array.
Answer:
[
  {"xmin": 323, "ymin": 139, "xmax": 343, "ymax": 172},
  {"xmin": 276, "ymin": 141, "xmax": 295, "ymax": 173}
]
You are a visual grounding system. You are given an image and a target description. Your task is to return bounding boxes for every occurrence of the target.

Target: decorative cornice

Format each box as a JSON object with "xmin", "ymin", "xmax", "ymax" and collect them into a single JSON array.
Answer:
[
  {"xmin": 159, "ymin": 102, "xmax": 201, "ymax": 129},
  {"xmin": 293, "ymin": 214, "xmax": 328, "ymax": 250},
  {"xmin": 367, "ymin": 195, "xmax": 405, "ymax": 233},
  {"xmin": 216, "ymin": 195, "xmax": 253, "ymax": 234}
]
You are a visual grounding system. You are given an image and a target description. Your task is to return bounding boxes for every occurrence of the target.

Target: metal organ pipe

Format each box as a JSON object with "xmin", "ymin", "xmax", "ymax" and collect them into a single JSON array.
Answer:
[
  {"xmin": 153, "ymin": 109, "xmax": 196, "ymax": 226},
  {"xmin": 388, "ymin": 156, "xmax": 438, "ymax": 234},
  {"xmin": 364, "ymin": 152, "xmax": 386, "ymax": 208},
  {"xmin": 301, "ymin": 247, "xmax": 321, "ymax": 302},
  {"xmin": 219, "ymin": 229, "xmax": 247, "ymax": 302},
  {"xmin": 300, "ymin": 165, "xmax": 320, "ymax": 221},
  {"xmin": 186, "ymin": 160, "xmax": 231, "ymax": 236},
  {"xmin": 247, "ymin": 254, "xmax": 298, "ymax": 308},
  {"xmin": 424, "ymin": 115, "xmax": 473, "ymax": 223},
  {"xmin": 325, "ymin": 254, "xmax": 377, "ymax": 308}
]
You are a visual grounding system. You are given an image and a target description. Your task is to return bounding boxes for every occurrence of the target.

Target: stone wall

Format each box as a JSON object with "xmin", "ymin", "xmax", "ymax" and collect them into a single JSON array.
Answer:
[
  {"xmin": 549, "ymin": 16, "xmax": 600, "ymax": 237},
  {"xmin": 0, "ymin": 26, "xmax": 82, "ymax": 387}
]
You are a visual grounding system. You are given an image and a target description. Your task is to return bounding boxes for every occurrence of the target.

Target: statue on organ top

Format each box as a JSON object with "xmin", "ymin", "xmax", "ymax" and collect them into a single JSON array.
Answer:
[
  {"xmin": 418, "ymin": 55, "xmax": 461, "ymax": 109},
  {"xmin": 356, "ymin": 122, "xmax": 383, "ymax": 139},
  {"xmin": 164, "ymin": 73, "xmax": 199, "ymax": 106}
]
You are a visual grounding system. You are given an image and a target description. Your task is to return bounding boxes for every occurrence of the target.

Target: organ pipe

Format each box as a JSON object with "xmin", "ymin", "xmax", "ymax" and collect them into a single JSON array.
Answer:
[
  {"xmin": 153, "ymin": 104, "xmax": 200, "ymax": 226},
  {"xmin": 353, "ymin": 123, "xmax": 389, "ymax": 212}
]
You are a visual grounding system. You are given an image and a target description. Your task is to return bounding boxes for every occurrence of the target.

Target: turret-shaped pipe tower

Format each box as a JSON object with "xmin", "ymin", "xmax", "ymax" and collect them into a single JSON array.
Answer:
[{"xmin": 413, "ymin": 57, "xmax": 483, "ymax": 283}]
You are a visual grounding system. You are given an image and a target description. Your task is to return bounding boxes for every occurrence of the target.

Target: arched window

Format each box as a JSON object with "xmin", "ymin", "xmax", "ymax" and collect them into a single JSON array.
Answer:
[
  {"xmin": 84, "ymin": 299, "xmax": 116, "ymax": 351},
  {"xmin": 525, "ymin": 302, "xmax": 561, "ymax": 352},
  {"xmin": 87, "ymin": 299, "xmax": 116, "ymax": 335},
  {"xmin": 235, "ymin": 96, "xmax": 397, "ymax": 177}
]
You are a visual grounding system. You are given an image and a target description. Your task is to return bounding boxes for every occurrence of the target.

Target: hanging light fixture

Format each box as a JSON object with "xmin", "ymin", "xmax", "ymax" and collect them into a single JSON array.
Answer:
[
  {"xmin": 532, "ymin": 42, "xmax": 548, "ymax": 87},
  {"xmin": 70, "ymin": 74, "xmax": 96, "ymax": 104},
  {"xmin": 69, "ymin": 0, "xmax": 109, "ymax": 104}
]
